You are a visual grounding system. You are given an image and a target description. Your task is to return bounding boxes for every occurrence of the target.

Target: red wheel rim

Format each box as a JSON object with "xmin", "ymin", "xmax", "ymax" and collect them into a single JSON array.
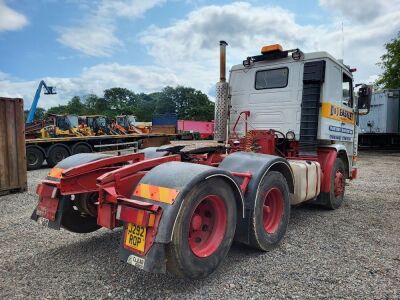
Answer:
[
  {"xmin": 334, "ymin": 170, "xmax": 345, "ymax": 198},
  {"xmin": 263, "ymin": 188, "xmax": 284, "ymax": 234},
  {"xmin": 188, "ymin": 195, "xmax": 227, "ymax": 258}
]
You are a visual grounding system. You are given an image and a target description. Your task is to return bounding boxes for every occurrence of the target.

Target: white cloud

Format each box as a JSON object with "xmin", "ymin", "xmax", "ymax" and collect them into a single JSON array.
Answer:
[
  {"xmin": 98, "ymin": 0, "xmax": 166, "ymax": 18},
  {"xmin": 140, "ymin": 3, "xmax": 316, "ymax": 61},
  {"xmin": 0, "ymin": 0, "xmax": 28, "ymax": 31},
  {"xmin": 2, "ymin": 1, "xmax": 399, "ymax": 110},
  {"xmin": 139, "ymin": 1, "xmax": 400, "ymax": 93},
  {"xmin": 319, "ymin": 0, "xmax": 400, "ymax": 22},
  {"xmin": 140, "ymin": 2, "xmax": 322, "ymax": 93},
  {"xmin": 58, "ymin": 0, "xmax": 165, "ymax": 56},
  {"xmin": 0, "ymin": 64, "xmax": 180, "ymax": 109},
  {"xmin": 58, "ymin": 22, "xmax": 121, "ymax": 57}
]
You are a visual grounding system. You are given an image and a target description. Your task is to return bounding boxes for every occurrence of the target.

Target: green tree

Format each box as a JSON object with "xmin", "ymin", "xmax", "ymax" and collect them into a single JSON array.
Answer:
[
  {"xmin": 103, "ymin": 87, "xmax": 137, "ymax": 114},
  {"xmin": 24, "ymin": 107, "xmax": 46, "ymax": 121},
  {"xmin": 134, "ymin": 93, "xmax": 157, "ymax": 121},
  {"xmin": 83, "ymin": 94, "xmax": 107, "ymax": 115},
  {"xmin": 66, "ymin": 96, "xmax": 86, "ymax": 115},
  {"xmin": 47, "ymin": 105, "xmax": 68, "ymax": 115},
  {"xmin": 376, "ymin": 32, "xmax": 400, "ymax": 89},
  {"xmin": 155, "ymin": 86, "xmax": 214, "ymax": 120},
  {"xmin": 45, "ymin": 86, "xmax": 214, "ymax": 121}
]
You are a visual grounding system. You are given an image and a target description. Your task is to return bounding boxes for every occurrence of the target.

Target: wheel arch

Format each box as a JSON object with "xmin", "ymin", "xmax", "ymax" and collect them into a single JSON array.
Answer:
[
  {"xmin": 320, "ymin": 145, "xmax": 350, "ymax": 178},
  {"xmin": 46, "ymin": 152, "xmax": 113, "ymax": 181},
  {"xmin": 125, "ymin": 161, "xmax": 244, "ymax": 244},
  {"xmin": 337, "ymin": 150, "xmax": 350, "ymax": 179},
  {"xmin": 204, "ymin": 173, "xmax": 245, "ymax": 218},
  {"xmin": 266, "ymin": 161, "xmax": 295, "ymax": 194},
  {"xmin": 218, "ymin": 152, "xmax": 294, "ymax": 245}
]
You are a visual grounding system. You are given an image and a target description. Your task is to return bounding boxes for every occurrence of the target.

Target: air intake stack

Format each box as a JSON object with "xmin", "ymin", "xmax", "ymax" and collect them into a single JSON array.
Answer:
[{"xmin": 214, "ymin": 41, "xmax": 230, "ymax": 142}]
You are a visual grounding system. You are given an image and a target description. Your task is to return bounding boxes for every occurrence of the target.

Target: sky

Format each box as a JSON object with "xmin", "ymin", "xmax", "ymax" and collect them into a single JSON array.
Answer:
[{"xmin": 0, "ymin": 0, "xmax": 399, "ymax": 109}]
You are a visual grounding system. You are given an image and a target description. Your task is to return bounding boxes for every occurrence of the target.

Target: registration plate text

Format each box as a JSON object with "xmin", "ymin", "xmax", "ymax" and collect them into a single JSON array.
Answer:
[{"xmin": 125, "ymin": 223, "xmax": 146, "ymax": 252}]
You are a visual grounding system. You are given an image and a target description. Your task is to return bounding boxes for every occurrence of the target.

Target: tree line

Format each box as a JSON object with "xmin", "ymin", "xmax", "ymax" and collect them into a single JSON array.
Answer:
[{"xmin": 27, "ymin": 86, "xmax": 215, "ymax": 122}]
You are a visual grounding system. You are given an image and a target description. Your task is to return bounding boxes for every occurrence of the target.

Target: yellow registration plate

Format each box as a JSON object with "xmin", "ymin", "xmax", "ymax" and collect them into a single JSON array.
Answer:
[{"xmin": 125, "ymin": 223, "xmax": 146, "ymax": 252}]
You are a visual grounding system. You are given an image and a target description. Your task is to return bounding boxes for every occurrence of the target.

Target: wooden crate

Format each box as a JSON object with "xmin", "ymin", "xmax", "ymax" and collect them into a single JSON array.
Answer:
[{"xmin": 0, "ymin": 98, "xmax": 27, "ymax": 195}]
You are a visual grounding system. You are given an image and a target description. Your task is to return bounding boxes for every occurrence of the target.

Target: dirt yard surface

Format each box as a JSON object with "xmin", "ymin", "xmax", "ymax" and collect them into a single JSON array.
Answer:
[{"xmin": 0, "ymin": 151, "xmax": 399, "ymax": 299}]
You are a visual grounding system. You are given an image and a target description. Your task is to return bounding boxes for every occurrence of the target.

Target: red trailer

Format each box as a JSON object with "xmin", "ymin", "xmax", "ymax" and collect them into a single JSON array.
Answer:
[{"xmin": 178, "ymin": 120, "xmax": 214, "ymax": 139}]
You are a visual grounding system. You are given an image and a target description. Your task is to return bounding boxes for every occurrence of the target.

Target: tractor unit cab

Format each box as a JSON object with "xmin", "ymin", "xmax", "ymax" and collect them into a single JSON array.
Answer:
[
  {"xmin": 31, "ymin": 41, "xmax": 371, "ymax": 280},
  {"xmin": 215, "ymin": 41, "xmax": 371, "ymax": 180}
]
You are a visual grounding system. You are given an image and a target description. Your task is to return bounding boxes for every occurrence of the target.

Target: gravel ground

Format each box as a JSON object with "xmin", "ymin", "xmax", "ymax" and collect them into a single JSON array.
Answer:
[{"xmin": 0, "ymin": 151, "xmax": 399, "ymax": 299}]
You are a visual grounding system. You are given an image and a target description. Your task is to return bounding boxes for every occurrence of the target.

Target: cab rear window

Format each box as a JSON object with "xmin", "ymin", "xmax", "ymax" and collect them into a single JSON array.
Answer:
[{"xmin": 255, "ymin": 67, "xmax": 289, "ymax": 90}]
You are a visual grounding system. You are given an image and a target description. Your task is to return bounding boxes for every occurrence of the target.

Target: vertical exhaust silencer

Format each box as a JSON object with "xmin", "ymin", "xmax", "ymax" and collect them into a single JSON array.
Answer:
[
  {"xmin": 214, "ymin": 41, "xmax": 230, "ymax": 142},
  {"xmin": 219, "ymin": 41, "xmax": 228, "ymax": 82}
]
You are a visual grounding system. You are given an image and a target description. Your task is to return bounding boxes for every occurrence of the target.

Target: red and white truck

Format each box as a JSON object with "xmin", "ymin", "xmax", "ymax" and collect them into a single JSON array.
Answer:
[{"xmin": 31, "ymin": 41, "xmax": 371, "ymax": 279}]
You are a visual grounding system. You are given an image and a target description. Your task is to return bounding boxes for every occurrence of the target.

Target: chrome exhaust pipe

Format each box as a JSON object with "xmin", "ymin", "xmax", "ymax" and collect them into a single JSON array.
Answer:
[
  {"xmin": 219, "ymin": 41, "xmax": 228, "ymax": 82},
  {"xmin": 214, "ymin": 41, "xmax": 229, "ymax": 142}
]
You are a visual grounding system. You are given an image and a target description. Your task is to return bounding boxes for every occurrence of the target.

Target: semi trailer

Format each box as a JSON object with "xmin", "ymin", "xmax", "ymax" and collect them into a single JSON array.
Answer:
[
  {"xmin": 26, "ymin": 133, "xmax": 173, "ymax": 170},
  {"xmin": 358, "ymin": 89, "xmax": 400, "ymax": 148},
  {"xmin": 31, "ymin": 42, "xmax": 371, "ymax": 279}
]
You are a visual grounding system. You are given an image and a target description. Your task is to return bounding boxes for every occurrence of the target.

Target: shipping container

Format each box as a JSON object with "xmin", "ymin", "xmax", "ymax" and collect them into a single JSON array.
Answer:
[
  {"xmin": 152, "ymin": 114, "xmax": 178, "ymax": 126},
  {"xmin": 0, "ymin": 97, "xmax": 27, "ymax": 195},
  {"xmin": 178, "ymin": 120, "xmax": 214, "ymax": 139},
  {"xmin": 358, "ymin": 89, "xmax": 400, "ymax": 148},
  {"xmin": 359, "ymin": 89, "xmax": 400, "ymax": 134}
]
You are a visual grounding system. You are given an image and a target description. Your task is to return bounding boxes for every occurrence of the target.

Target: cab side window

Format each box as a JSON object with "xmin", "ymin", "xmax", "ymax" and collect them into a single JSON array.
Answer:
[{"xmin": 342, "ymin": 73, "xmax": 353, "ymax": 108}]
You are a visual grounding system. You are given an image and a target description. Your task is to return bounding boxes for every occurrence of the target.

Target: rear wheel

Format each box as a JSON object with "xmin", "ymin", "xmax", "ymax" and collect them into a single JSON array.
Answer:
[
  {"xmin": 61, "ymin": 194, "xmax": 100, "ymax": 233},
  {"xmin": 72, "ymin": 143, "xmax": 92, "ymax": 155},
  {"xmin": 26, "ymin": 146, "xmax": 44, "ymax": 170},
  {"xmin": 248, "ymin": 171, "xmax": 290, "ymax": 251},
  {"xmin": 317, "ymin": 158, "xmax": 346, "ymax": 209},
  {"xmin": 166, "ymin": 178, "xmax": 237, "ymax": 279},
  {"xmin": 47, "ymin": 145, "xmax": 70, "ymax": 167}
]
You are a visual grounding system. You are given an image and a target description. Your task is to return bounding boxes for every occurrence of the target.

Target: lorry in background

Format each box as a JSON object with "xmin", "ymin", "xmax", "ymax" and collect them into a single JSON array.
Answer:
[
  {"xmin": 358, "ymin": 89, "xmax": 400, "ymax": 148},
  {"xmin": 178, "ymin": 120, "xmax": 214, "ymax": 139},
  {"xmin": 31, "ymin": 41, "xmax": 371, "ymax": 279}
]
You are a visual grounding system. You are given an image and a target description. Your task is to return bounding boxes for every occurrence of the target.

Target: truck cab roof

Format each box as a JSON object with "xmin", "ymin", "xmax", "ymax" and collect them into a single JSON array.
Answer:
[{"xmin": 231, "ymin": 51, "xmax": 352, "ymax": 78}]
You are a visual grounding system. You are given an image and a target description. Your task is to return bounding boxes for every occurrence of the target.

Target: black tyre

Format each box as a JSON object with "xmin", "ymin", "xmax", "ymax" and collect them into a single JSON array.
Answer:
[
  {"xmin": 72, "ymin": 143, "xmax": 92, "ymax": 155},
  {"xmin": 26, "ymin": 146, "xmax": 44, "ymax": 170},
  {"xmin": 166, "ymin": 178, "xmax": 237, "ymax": 279},
  {"xmin": 248, "ymin": 171, "xmax": 290, "ymax": 251},
  {"xmin": 60, "ymin": 195, "xmax": 100, "ymax": 233},
  {"xmin": 73, "ymin": 192, "xmax": 98, "ymax": 217},
  {"xmin": 47, "ymin": 145, "xmax": 70, "ymax": 167},
  {"xmin": 316, "ymin": 158, "xmax": 346, "ymax": 210}
]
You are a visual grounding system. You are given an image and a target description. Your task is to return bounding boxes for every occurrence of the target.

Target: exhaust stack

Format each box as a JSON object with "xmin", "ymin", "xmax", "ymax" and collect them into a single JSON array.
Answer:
[
  {"xmin": 214, "ymin": 41, "xmax": 229, "ymax": 142},
  {"xmin": 219, "ymin": 41, "xmax": 228, "ymax": 82}
]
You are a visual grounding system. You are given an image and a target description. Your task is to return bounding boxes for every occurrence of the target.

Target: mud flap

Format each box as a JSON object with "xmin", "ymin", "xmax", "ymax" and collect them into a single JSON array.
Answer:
[
  {"xmin": 119, "ymin": 224, "xmax": 167, "ymax": 273},
  {"xmin": 31, "ymin": 196, "xmax": 68, "ymax": 230}
]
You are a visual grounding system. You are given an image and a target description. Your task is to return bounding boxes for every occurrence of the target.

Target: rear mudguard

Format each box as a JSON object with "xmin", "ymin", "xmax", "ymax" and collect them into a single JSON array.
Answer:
[
  {"xmin": 219, "ymin": 152, "xmax": 294, "ymax": 245},
  {"xmin": 31, "ymin": 153, "xmax": 114, "ymax": 229},
  {"xmin": 45, "ymin": 153, "xmax": 113, "ymax": 181},
  {"xmin": 119, "ymin": 161, "xmax": 244, "ymax": 273}
]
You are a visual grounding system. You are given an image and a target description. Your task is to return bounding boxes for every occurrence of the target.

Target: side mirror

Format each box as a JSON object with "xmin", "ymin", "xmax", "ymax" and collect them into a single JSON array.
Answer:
[{"xmin": 356, "ymin": 84, "xmax": 372, "ymax": 115}]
